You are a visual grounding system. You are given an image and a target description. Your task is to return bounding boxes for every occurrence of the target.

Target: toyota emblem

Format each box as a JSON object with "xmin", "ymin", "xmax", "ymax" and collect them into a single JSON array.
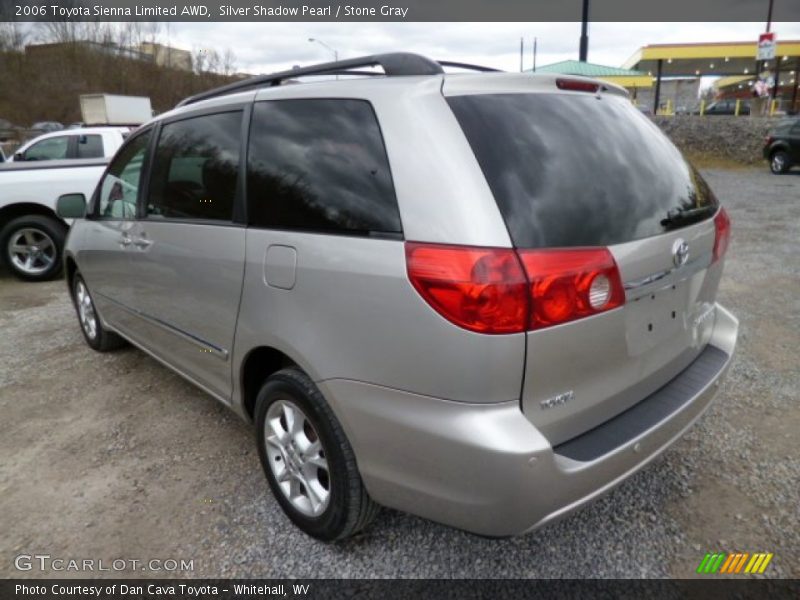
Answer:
[{"xmin": 672, "ymin": 238, "xmax": 690, "ymax": 267}]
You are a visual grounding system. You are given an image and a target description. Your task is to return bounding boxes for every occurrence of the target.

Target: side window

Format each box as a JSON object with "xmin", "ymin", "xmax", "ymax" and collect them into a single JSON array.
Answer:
[
  {"xmin": 146, "ymin": 111, "xmax": 241, "ymax": 222},
  {"xmin": 247, "ymin": 99, "xmax": 401, "ymax": 235},
  {"xmin": 96, "ymin": 130, "xmax": 152, "ymax": 219},
  {"xmin": 24, "ymin": 136, "xmax": 68, "ymax": 161},
  {"xmin": 76, "ymin": 134, "xmax": 104, "ymax": 158}
]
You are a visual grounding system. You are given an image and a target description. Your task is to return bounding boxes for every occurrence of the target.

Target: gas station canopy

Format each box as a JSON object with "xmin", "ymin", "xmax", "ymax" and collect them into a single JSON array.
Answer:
[
  {"xmin": 624, "ymin": 40, "xmax": 800, "ymax": 114},
  {"xmin": 623, "ymin": 40, "xmax": 800, "ymax": 78}
]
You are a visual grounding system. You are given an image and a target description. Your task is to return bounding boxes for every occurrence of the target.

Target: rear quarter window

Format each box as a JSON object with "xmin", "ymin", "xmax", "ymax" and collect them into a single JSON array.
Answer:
[
  {"xmin": 447, "ymin": 93, "xmax": 718, "ymax": 248},
  {"xmin": 247, "ymin": 99, "xmax": 401, "ymax": 236}
]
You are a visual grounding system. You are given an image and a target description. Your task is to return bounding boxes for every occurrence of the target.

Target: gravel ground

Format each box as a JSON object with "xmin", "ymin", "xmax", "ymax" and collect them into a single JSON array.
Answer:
[{"xmin": 0, "ymin": 168, "xmax": 798, "ymax": 579}]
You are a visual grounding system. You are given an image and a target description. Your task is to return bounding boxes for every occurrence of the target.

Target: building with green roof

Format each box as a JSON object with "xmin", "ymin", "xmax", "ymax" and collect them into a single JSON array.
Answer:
[{"xmin": 532, "ymin": 60, "xmax": 652, "ymax": 90}]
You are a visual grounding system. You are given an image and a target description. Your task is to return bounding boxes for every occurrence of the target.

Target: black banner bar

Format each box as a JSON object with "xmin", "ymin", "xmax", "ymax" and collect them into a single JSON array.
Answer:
[
  {"xmin": 3, "ymin": 579, "xmax": 800, "ymax": 600},
  {"xmin": 4, "ymin": 0, "xmax": 800, "ymax": 22}
]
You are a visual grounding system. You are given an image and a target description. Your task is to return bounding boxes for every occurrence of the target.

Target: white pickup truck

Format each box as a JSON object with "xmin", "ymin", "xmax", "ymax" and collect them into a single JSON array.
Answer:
[
  {"xmin": 9, "ymin": 127, "xmax": 128, "ymax": 162},
  {"xmin": 0, "ymin": 158, "xmax": 108, "ymax": 281}
]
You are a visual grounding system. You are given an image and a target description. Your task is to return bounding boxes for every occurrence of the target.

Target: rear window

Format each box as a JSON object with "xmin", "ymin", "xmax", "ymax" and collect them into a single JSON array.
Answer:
[
  {"xmin": 76, "ymin": 134, "xmax": 103, "ymax": 158},
  {"xmin": 447, "ymin": 93, "xmax": 718, "ymax": 248}
]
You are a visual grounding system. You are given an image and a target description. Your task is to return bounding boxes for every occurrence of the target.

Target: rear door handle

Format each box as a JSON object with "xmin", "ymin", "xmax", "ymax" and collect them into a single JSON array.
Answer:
[{"xmin": 133, "ymin": 237, "xmax": 153, "ymax": 249}]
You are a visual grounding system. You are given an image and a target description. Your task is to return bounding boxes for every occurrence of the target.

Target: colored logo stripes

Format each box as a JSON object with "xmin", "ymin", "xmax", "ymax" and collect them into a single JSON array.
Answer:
[{"xmin": 697, "ymin": 552, "xmax": 773, "ymax": 574}]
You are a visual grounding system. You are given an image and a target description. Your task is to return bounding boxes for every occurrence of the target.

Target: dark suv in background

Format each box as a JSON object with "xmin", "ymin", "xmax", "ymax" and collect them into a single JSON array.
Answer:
[{"xmin": 764, "ymin": 117, "xmax": 800, "ymax": 174}]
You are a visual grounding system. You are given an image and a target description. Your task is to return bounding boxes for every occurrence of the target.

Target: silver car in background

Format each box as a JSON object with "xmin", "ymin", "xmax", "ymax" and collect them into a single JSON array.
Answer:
[{"xmin": 58, "ymin": 53, "xmax": 738, "ymax": 540}]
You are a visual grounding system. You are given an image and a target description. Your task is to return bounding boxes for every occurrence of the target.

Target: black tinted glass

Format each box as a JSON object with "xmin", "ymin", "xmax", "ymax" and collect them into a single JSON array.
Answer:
[
  {"xmin": 147, "ymin": 111, "xmax": 241, "ymax": 221},
  {"xmin": 76, "ymin": 134, "xmax": 103, "ymax": 158},
  {"xmin": 448, "ymin": 93, "xmax": 718, "ymax": 248},
  {"xmin": 96, "ymin": 129, "xmax": 151, "ymax": 219},
  {"xmin": 248, "ymin": 99, "xmax": 401, "ymax": 235}
]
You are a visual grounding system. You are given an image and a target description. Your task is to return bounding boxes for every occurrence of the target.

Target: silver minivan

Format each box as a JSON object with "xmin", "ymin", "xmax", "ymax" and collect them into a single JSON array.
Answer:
[{"xmin": 58, "ymin": 53, "xmax": 738, "ymax": 540}]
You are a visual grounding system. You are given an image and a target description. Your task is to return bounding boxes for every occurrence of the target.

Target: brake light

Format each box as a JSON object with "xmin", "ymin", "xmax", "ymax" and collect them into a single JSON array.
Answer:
[
  {"xmin": 405, "ymin": 243, "xmax": 529, "ymax": 334},
  {"xmin": 712, "ymin": 207, "xmax": 731, "ymax": 263},
  {"xmin": 764, "ymin": 135, "xmax": 774, "ymax": 147},
  {"xmin": 405, "ymin": 243, "xmax": 625, "ymax": 333},
  {"xmin": 555, "ymin": 78, "xmax": 600, "ymax": 93},
  {"xmin": 517, "ymin": 248, "xmax": 625, "ymax": 329}
]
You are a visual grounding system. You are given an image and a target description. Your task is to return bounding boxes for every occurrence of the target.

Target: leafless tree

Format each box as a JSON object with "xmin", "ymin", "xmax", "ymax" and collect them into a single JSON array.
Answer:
[
  {"xmin": 0, "ymin": 22, "xmax": 28, "ymax": 52},
  {"xmin": 221, "ymin": 48, "xmax": 237, "ymax": 76}
]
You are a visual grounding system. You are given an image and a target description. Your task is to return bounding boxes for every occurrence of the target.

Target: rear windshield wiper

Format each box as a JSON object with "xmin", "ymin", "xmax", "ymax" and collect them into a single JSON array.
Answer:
[{"xmin": 660, "ymin": 205, "xmax": 717, "ymax": 229}]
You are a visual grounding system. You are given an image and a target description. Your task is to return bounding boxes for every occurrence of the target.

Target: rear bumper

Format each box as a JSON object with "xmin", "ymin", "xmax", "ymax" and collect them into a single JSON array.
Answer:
[{"xmin": 319, "ymin": 303, "xmax": 738, "ymax": 537}]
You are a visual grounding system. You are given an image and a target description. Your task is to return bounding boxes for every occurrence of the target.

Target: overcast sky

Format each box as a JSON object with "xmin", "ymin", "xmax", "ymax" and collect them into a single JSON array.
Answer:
[{"xmin": 156, "ymin": 22, "xmax": 800, "ymax": 74}]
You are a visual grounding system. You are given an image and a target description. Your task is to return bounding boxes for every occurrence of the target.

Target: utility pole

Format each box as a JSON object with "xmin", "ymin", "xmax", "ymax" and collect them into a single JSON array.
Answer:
[
  {"xmin": 532, "ymin": 37, "xmax": 537, "ymax": 72},
  {"xmin": 766, "ymin": 0, "xmax": 780, "ymax": 100},
  {"xmin": 520, "ymin": 37, "xmax": 524, "ymax": 72},
  {"xmin": 579, "ymin": 0, "xmax": 589, "ymax": 62},
  {"xmin": 766, "ymin": 0, "xmax": 774, "ymax": 32}
]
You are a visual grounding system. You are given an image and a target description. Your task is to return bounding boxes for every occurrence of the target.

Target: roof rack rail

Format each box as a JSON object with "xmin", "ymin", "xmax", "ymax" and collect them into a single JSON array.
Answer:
[
  {"xmin": 176, "ymin": 52, "xmax": 445, "ymax": 107},
  {"xmin": 437, "ymin": 61, "xmax": 502, "ymax": 73}
]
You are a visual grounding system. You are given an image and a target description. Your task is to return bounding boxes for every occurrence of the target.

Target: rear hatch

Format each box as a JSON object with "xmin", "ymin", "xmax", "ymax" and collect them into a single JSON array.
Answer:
[{"xmin": 446, "ymin": 80, "xmax": 728, "ymax": 445}]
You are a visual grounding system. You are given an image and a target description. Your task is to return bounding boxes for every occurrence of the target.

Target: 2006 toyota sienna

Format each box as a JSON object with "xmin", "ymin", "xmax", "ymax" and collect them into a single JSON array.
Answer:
[{"xmin": 57, "ymin": 53, "xmax": 738, "ymax": 540}]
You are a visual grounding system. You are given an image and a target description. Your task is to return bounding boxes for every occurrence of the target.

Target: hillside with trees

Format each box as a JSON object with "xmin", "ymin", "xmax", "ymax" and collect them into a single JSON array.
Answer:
[{"xmin": 0, "ymin": 22, "xmax": 242, "ymax": 127}]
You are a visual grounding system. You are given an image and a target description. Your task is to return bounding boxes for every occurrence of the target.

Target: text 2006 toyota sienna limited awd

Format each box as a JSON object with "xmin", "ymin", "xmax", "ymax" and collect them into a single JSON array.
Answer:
[{"xmin": 57, "ymin": 53, "xmax": 738, "ymax": 540}]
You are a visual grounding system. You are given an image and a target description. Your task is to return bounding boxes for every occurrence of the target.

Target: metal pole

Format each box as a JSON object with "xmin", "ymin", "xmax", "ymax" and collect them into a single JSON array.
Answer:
[
  {"xmin": 766, "ymin": 0, "xmax": 774, "ymax": 32},
  {"xmin": 772, "ymin": 59, "xmax": 781, "ymax": 100},
  {"xmin": 653, "ymin": 59, "xmax": 663, "ymax": 115},
  {"xmin": 764, "ymin": 0, "xmax": 780, "ymax": 99},
  {"xmin": 579, "ymin": 0, "xmax": 589, "ymax": 62},
  {"xmin": 533, "ymin": 37, "xmax": 537, "ymax": 72},
  {"xmin": 767, "ymin": 0, "xmax": 776, "ymax": 99},
  {"xmin": 520, "ymin": 37, "xmax": 523, "ymax": 72},
  {"xmin": 754, "ymin": 0, "xmax": 774, "ymax": 86},
  {"xmin": 792, "ymin": 60, "xmax": 799, "ymax": 113},
  {"xmin": 308, "ymin": 38, "xmax": 338, "ymax": 79}
]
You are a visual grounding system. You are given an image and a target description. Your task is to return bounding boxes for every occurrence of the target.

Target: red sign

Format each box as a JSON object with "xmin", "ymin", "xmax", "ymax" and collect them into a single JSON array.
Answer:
[{"xmin": 757, "ymin": 32, "xmax": 776, "ymax": 60}]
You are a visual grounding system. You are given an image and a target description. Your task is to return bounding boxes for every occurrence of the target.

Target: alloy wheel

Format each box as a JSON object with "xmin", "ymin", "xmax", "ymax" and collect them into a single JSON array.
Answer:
[
  {"xmin": 8, "ymin": 228, "xmax": 56, "ymax": 276},
  {"xmin": 75, "ymin": 280, "xmax": 98, "ymax": 340},
  {"xmin": 264, "ymin": 399, "xmax": 331, "ymax": 517}
]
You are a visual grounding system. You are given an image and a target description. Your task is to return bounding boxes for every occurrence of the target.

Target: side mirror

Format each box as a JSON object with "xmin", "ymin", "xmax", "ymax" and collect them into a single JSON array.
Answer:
[
  {"xmin": 14, "ymin": 152, "xmax": 24, "ymax": 161},
  {"xmin": 56, "ymin": 193, "xmax": 87, "ymax": 219}
]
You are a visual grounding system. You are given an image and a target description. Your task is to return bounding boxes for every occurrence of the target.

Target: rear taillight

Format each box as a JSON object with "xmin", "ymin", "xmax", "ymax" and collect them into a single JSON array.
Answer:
[
  {"xmin": 405, "ymin": 243, "xmax": 529, "ymax": 334},
  {"xmin": 712, "ymin": 207, "xmax": 731, "ymax": 263},
  {"xmin": 555, "ymin": 78, "xmax": 600, "ymax": 93},
  {"xmin": 406, "ymin": 243, "xmax": 625, "ymax": 334},
  {"xmin": 764, "ymin": 135, "xmax": 774, "ymax": 147},
  {"xmin": 517, "ymin": 248, "xmax": 625, "ymax": 330}
]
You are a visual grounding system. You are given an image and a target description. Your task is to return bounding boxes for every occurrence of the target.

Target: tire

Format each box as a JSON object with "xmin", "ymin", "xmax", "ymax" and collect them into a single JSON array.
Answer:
[
  {"xmin": 71, "ymin": 274, "xmax": 127, "ymax": 352},
  {"xmin": 255, "ymin": 367, "xmax": 379, "ymax": 541},
  {"xmin": 0, "ymin": 215, "xmax": 67, "ymax": 281},
  {"xmin": 770, "ymin": 150, "xmax": 791, "ymax": 174}
]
